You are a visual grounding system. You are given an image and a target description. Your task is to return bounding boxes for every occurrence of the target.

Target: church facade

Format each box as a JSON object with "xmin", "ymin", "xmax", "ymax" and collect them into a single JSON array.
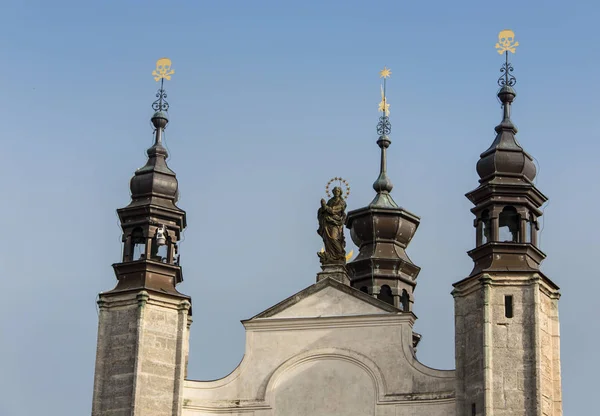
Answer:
[{"xmin": 90, "ymin": 53, "xmax": 563, "ymax": 416}]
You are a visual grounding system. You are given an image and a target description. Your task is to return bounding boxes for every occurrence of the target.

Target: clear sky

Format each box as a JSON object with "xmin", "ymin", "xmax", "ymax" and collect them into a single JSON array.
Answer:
[{"xmin": 1, "ymin": 0, "xmax": 598, "ymax": 414}]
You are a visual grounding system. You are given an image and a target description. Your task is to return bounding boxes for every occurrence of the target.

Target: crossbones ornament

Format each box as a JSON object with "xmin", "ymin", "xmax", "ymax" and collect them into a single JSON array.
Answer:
[
  {"xmin": 152, "ymin": 57, "xmax": 175, "ymax": 81},
  {"xmin": 495, "ymin": 29, "xmax": 519, "ymax": 54}
]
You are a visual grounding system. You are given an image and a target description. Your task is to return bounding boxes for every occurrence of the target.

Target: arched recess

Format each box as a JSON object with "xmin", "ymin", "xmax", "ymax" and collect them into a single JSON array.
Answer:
[{"xmin": 262, "ymin": 348, "xmax": 387, "ymax": 406}]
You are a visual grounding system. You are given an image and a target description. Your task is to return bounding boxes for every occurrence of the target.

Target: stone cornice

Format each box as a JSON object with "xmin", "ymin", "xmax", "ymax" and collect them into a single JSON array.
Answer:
[
  {"xmin": 243, "ymin": 313, "xmax": 413, "ymax": 332},
  {"xmin": 452, "ymin": 273, "xmax": 560, "ymax": 298},
  {"xmin": 98, "ymin": 288, "xmax": 190, "ymax": 311}
]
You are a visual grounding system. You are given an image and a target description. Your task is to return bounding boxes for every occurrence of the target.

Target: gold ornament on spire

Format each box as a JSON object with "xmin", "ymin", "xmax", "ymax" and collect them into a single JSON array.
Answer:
[
  {"xmin": 152, "ymin": 57, "xmax": 175, "ymax": 81},
  {"xmin": 495, "ymin": 29, "xmax": 519, "ymax": 54},
  {"xmin": 379, "ymin": 67, "xmax": 392, "ymax": 78},
  {"xmin": 151, "ymin": 58, "xmax": 174, "ymax": 112},
  {"xmin": 378, "ymin": 85, "xmax": 390, "ymax": 116},
  {"xmin": 378, "ymin": 67, "xmax": 391, "ymax": 116}
]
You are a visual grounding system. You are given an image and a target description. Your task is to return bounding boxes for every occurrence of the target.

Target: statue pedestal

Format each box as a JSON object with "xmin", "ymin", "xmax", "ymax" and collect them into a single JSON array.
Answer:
[{"xmin": 316, "ymin": 263, "xmax": 350, "ymax": 285}]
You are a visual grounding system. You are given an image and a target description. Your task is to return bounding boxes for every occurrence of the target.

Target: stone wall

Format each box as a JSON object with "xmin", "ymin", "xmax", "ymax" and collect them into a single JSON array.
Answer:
[
  {"xmin": 92, "ymin": 290, "xmax": 191, "ymax": 416},
  {"xmin": 453, "ymin": 274, "xmax": 562, "ymax": 416}
]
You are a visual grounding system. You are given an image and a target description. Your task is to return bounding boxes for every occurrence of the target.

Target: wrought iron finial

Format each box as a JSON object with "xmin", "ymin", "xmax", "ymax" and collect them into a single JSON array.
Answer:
[
  {"xmin": 151, "ymin": 57, "xmax": 174, "ymax": 112},
  {"xmin": 495, "ymin": 30, "xmax": 518, "ymax": 87},
  {"xmin": 372, "ymin": 67, "xmax": 394, "ymax": 195},
  {"xmin": 377, "ymin": 67, "xmax": 392, "ymax": 136}
]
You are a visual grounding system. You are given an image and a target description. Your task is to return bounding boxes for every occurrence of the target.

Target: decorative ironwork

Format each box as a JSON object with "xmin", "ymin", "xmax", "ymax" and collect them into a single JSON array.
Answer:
[
  {"xmin": 377, "ymin": 115, "xmax": 391, "ymax": 136},
  {"xmin": 495, "ymin": 30, "xmax": 518, "ymax": 87},
  {"xmin": 325, "ymin": 177, "xmax": 351, "ymax": 200},
  {"xmin": 151, "ymin": 57, "xmax": 174, "ymax": 112},
  {"xmin": 498, "ymin": 56, "xmax": 516, "ymax": 87},
  {"xmin": 152, "ymin": 86, "xmax": 169, "ymax": 111}
]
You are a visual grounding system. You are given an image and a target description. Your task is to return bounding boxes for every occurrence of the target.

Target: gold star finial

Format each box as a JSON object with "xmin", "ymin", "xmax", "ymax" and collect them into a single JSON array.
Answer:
[
  {"xmin": 495, "ymin": 29, "xmax": 519, "ymax": 55},
  {"xmin": 379, "ymin": 67, "xmax": 392, "ymax": 78},
  {"xmin": 378, "ymin": 67, "xmax": 391, "ymax": 116}
]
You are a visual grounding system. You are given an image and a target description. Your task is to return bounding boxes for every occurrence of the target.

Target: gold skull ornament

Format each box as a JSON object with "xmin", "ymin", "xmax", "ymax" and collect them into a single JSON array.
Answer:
[
  {"xmin": 495, "ymin": 29, "xmax": 519, "ymax": 54},
  {"xmin": 152, "ymin": 57, "xmax": 175, "ymax": 81}
]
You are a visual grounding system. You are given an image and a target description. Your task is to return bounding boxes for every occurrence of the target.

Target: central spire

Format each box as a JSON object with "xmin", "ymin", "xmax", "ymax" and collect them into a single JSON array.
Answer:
[
  {"xmin": 345, "ymin": 67, "xmax": 421, "ymax": 312},
  {"xmin": 371, "ymin": 66, "xmax": 398, "ymax": 208}
]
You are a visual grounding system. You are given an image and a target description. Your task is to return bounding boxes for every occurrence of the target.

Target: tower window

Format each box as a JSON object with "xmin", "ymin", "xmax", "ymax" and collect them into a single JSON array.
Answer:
[
  {"xmin": 378, "ymin": 285, "xmax": 393, "ymax": 305},
  {"xmin": 472, "ymin": 403, "xmax": 476, "ymax": 416},
  {"xmin": 504, "ymin": 295, "xmax": 514, "ymax": 318}
]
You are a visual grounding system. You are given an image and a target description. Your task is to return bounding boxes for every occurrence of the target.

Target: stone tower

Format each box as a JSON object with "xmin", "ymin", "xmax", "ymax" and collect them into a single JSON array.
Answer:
[
  {"xmin": 453, "ymin": 57, "xmax": 562, "ymax": 415},
  {"xmin": 91, "ymin": 80, "xmax": 192, "ymax": 415},
  {"xmin": 346, "ymin": 69, "xmax": 420, "ymax": 313}
]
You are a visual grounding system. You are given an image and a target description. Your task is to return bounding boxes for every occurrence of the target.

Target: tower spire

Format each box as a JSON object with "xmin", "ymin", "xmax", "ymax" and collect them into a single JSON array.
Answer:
[
  {"xmin": 453, "ymin": 32, "xmax": 562, "ymax": 416},
  {"xmin": 371, "ymin": 67, "xmax": 398, "ymax": 208},
  {"xmin": 110, "ymin": 57, "xmax": 187, "ymax": 294},
  {"xmin": 465, "ymin": 30, "xmax": 547, "ymax": 275},
  {"xmin": 345, "ymin": 67, "xmax": 421, "ymax": 312},
  {"xmin": 92, "ymin": 57, "xmax": 192, "ymax": 416}
]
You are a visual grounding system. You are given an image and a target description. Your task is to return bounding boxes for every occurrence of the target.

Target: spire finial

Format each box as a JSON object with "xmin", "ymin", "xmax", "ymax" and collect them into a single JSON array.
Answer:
[
  {"xmin": 373, "ymin": 66, "xmax": 394, "ymax": 197},
  {"xmin": 495, "ymin": 30, "xmax": 518, "ymax": 121},
  {"xmin": 150, "ymin": 57, "xmax": 174, "ymax": 147},
  {"xmin": 376, "ymin": 66, "xmax": 392, "ymax": 135},
  {"xmin": 151, "ymin": 57, "xmax": 174, "ymax": 113},
  {"xmin": 495, "ymin": 29, "xmax": 519, "ymax": 88}
]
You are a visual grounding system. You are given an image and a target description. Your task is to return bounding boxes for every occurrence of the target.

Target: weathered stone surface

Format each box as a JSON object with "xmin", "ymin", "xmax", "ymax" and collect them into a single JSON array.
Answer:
[
  {"xmin": 91, "ymin": 290, "xmax": 191, "ymax": 416},
  {"xmin": 453, "ymin": 274, "xmax": 562, "ymax": 416}
]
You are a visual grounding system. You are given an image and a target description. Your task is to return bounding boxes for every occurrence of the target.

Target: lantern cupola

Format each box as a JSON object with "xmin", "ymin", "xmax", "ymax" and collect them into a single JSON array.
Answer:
[
  {"xmin": 465, "ymin": 36, "xmax": 548, "ymax": 277},
  {"xmin": 345, "ymin": 67, "xmax": 421, "ymax": 311},
  {"xmin": 109, "ymin": 60, "xmax": 187, "ymax": 295}
]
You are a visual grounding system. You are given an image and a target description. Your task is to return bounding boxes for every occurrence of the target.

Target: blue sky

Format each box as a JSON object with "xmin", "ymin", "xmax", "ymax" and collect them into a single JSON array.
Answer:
[{"xmin": 1, "ymin": 0, "xmax": 598, "ymax": 414}]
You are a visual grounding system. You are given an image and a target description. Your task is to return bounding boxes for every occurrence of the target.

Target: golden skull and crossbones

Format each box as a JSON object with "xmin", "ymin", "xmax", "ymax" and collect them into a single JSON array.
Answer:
[
  {"xmin": 152, "ymin": 58, "xmax": 175, "ymax": 81},
  {"xmin": 495, "ymin": 29, "xmax": 519, "ymax": 54}
]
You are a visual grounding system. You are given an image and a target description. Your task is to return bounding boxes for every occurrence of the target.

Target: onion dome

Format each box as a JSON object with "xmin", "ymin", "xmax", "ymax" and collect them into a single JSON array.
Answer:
[
  {"xmin": 475, "ymin": 86, "xmax": 537, "ymax": 184},
  {"xmin": 128, "ymin": 111, "xmax": 180, "ymax": 209}
]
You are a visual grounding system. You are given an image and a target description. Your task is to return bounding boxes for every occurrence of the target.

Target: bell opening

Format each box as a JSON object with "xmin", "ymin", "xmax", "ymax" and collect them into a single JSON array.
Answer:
[
  {"xmin": 131, "ymin": 228, "xmax": 146, "ymax": 261},
  {"xmin": 377, "ymin": 285, "xmax": 394, "ymax": 306},
  {"xmin": 400, "ymin": 289, "xmax": 410, "ymax": 312},
  {"xmin": 480, "ymin": 210, "xmax": 491, "ymax": 246},
  {"xmin": 499, "ymin": 206, "xmax": 520, "ymax": 242}
]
